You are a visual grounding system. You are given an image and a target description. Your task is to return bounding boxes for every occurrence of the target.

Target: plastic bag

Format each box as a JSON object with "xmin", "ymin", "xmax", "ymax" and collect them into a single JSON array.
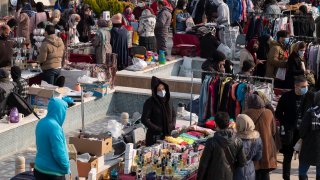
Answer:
[
  {"xmin": 276, "ymin": 68, "xmax": 286, "ymax": 80},
  {"xmin": 104, "ymin": 120, "xmax": 124, "ymax": 139},
  {"xmin": 178, "ymin": 56, "xmax": 193, "ymax": 77},
  {"xmin": 132, "ymin": 57, "xmax": 147, "ymax": 70},
  {"xmin": 217, "ymin": 43, "xmax": 232, "ymax": 60}
]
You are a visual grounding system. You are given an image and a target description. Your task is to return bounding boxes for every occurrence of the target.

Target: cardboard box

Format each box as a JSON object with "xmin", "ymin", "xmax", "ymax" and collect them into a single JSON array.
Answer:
[
  {"xmin": 77, "ymin": 157, "xmax": 98, "ymax": 178},
  {"xmin": 80, "ymin": 83, "xmax": 109, "ymax": 97},
  {"xmin": 68, "ymin": 144, "xmax": 77, "ymax": 161},
  {"xmin": 28, "ymin": 86, "xmax": 61, "ymax": 108},
  {"xmin": 69, "ymin": 136, "xmax": 112, "ymax": 156}
]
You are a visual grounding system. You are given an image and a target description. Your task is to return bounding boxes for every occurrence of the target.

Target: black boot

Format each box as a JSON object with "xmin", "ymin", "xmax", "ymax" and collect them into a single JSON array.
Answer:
[{"xmin": 299, "ymin": 175, "xmax": 308, "ymax": 180}]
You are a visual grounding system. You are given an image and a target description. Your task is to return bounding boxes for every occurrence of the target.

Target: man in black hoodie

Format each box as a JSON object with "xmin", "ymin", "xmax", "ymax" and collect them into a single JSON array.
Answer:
[
  {"xmin": 197, "ymin": 112, "xmax": 246, "ymax": 180},
  {"xmin": 141, "ymin": 76, "xmax": 176, "ymax": 146}
]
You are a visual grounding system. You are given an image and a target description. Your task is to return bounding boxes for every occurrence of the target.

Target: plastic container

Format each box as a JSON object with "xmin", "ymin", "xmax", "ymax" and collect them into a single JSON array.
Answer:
[{"xmin": 158, "ymin": 50, "xmax": 166, "ymax": 64}]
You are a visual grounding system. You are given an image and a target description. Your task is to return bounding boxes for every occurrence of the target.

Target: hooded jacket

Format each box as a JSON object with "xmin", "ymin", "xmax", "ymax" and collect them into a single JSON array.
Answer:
[
  {"xmin": 197, "ymin": 129, "xmax": 246, "ymax": 180},
  {"xmin": 37, "ymin": 35, "xmax": 65, "ymax": 70},
  {"xmin": 244, "ymin": 94, "xmax": 277, "ymax": 170},
  {"xmin": 266, "ymin": 41, "xmax": 287, "ymax": 78},
  {"xmin": 138, "ymin": 10, "xmax": 156, "ymax": 37},
  {"xmin": 211, "ymin": 0, "xmax": 230, "ymax": 25},
  {"xmin": 141, "ymin": 76, "xmax": 176, "ymax": 146},
  {"xmin": 35, "ymin": 98, "xmax": 69, "ymax": 176}
]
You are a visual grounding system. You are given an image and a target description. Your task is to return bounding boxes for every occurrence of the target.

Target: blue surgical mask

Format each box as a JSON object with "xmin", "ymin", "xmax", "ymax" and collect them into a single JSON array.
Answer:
[
  {"xmin": 284, "ymin": 37, "xmax": 290, "ymax": 44},
  {"xmin": 157, "ymin": 90, "xmax": 166, "ymax": 97},
  {"xmin": 298, "ymin": 50, "xmax": 305, "ymax": 57},
  {"xmin": 300, "ymin": 86, "xmax": 308, "ymax": 95}
]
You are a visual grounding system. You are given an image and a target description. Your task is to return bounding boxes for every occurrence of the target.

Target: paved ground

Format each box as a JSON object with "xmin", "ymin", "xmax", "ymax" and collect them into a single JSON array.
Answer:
[{"xmin": 1, "ymin": 116, "xmax": 316, "ymax": 179}]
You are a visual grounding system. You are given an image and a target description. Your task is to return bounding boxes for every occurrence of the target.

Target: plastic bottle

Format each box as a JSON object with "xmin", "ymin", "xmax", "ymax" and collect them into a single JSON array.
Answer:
[{"xmin": 158, "ymin": 50, "xmax": 166, "ymax": 64}]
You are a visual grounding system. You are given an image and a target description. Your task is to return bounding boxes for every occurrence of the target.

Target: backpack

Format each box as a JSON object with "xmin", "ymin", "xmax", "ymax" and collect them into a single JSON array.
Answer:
[{"xmin": 6, "ymin": 92, "xmax": 40, "ymax": 119}]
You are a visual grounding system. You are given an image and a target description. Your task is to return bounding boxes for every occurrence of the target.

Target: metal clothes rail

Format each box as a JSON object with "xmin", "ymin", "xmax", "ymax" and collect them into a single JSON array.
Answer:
[{"xmin": 188, "ymin": 70, "xmax": 274, "ymax": 125}]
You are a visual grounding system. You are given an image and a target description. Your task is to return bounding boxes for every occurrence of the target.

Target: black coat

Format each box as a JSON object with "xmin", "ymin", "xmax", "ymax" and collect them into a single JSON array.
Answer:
[
  {"xmin": 141, "ymin": 76, "xmax": 176, "ymax": 146},
  {"xmin": 299, "ymin": 106, "xmax": 320, "ymax": 166},
  {"xmin": 197, "ymin": 129, "xmax": 246, "ymax": 180},
  {"xmin": 111, "ymin": 25, "xmax": 129, "ymax": 71},
  {"xmin": 77, "ymin": 13, "xmax": 95, "ymax": 42},
  {"xmin": 285, "ymin": 52, "xmax": 305, "ymax": 89},
  {"xmin": 275, "ymin": 90, "xmax": 313, "ymax": 153}
]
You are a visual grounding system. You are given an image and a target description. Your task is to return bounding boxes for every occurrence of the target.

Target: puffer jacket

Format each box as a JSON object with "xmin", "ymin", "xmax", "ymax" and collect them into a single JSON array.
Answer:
[
  {"xmin": 37, "ymin": 35, "xmax": 65, "ymax": 70},
  {"xmin": 266, "ymin": 41, "xmax": 287, "ymax": 78},
  {"xmin": 197, "ymin": 129, "xmax": 246, "ymax": 180},
  {"xmin": 138, "ymin": 14, "xmax": 156, "ymax": 37},
  {"xmin": 155, "ymin": 7, "xmax": 172, "ymax": 36}
]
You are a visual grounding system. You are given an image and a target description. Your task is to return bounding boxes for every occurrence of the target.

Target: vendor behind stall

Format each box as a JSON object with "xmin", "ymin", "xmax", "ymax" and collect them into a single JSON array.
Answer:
[
  {"xmin": 201, "ymin": 50, "xmax": 226, "ymax": 81},
  {"xmin": 141, "ymin": 76, "xmax": 176, "ymax": 146},
  {"xmin": 172, "ymin": 0, "xmax": 191, "ymax": 33},
  {"xmin": 93, "ymin": 19, "xmax": 112, "ymax": 64},
  {"xmin": 37, "ymin": 25, "xmax": 65, "ymax": 85},
  {"xmin": 0, "ymin": 25, "xmax": 14, "ymax": 68}
]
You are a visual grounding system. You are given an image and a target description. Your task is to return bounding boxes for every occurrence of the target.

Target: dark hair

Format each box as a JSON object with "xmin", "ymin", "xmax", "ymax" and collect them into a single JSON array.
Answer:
[
  {"xmin": 297, "ymin": 42, "xmax": 306, "ymax": 50},
  {"xmin": 37, "ymin": 21, "xmax": 46, "ymax": 29},
  {"xmin": 213, "ymin": 50, "xmax": 226, "ymax": 62},
  {"xmin": 36, "ymin": 2, "xmax": 45, "ymax": 12},
  {"xmin": 276, "ymin": 30, "xmax": 288, "ymax": 40},
  {"xmin": 124, "ymin": 5, "xmax": 131, "ymax": 10},
  {"xmin": 299, "ymin": 5, "xmax": 308, "ymax": 14},
  {"xmin": 176, "ymin": 0, "xmax": 187, "ymax": 9},
  {"xmin": 158, "ymin": 0, "xmax": 166, "ymax": 7},
  {"xmin": 242, "ymin": 60, "xmax": 255, "ymax": 72},
  {"xmin": 45, "ymin": 24, "xmax": 55, "ymax": 35},
  {"xmin": 294, "ymin": 75, "xmax": 307, "ymax": 84},
  {"xmin": 7, "ymin": 18, "xmax": 17, "ymax": 28},
  {"xmin": 215, "ymin": 112, "xmax": 230, "ymax": 129}
]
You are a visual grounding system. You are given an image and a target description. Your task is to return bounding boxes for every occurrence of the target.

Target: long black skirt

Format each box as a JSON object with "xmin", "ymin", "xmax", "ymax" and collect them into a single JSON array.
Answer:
[{"xmin": 139, "ymin": 36, "xmax": 156, "ymax": 52}]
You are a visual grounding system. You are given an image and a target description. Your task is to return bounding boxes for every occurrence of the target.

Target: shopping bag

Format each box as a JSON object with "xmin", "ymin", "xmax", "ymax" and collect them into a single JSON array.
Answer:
[{"xmin": 276, "ymin": 68, "xmax": 286, "ymax": 80}]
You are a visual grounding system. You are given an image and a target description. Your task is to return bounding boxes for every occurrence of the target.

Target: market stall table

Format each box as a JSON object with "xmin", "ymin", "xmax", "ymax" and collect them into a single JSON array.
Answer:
[{"xmin": 69, "ymin": 53, "xmax": 95, "ymax": 64}]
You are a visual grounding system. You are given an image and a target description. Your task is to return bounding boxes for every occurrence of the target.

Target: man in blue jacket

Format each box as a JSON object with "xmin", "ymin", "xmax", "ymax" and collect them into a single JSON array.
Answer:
[{"xmin": 34, "ymin": 98, "xmax": 70, "ymax": 179}]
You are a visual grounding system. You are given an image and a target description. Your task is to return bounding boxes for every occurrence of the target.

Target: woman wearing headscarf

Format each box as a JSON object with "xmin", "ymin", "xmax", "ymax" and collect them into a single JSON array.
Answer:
[
  {"xmin": 240, "ymin": 38, "xmax": 261, "ymax": 70},
  {"xmin": 77, "ymin": 4, "xmax": 95, "ymax": 42},
  {"xmin": 285, "ymin": 42, "xmax": 310, "ymax": 89},
  {"xmin": 244, "ymin": 94, "xmax": 277, "ymax": 180},
  {"xmin": 123, "ymin": 6, "xmax": 136, "ymax": 25},
  {"xmin": 110, "ymin": 13, "xmax": 129, "ymax": 71},
  {"xmin": 30, "ymin": 2, "xmax": 48, "ymax": 33},
  {"xmin": 138, "ymin": 9, "xmax": 156, "ymax": 52},
  {"xmin": 92, "ymin": 19, "xmax": 112, "ymax": 64},
  {"xmin": 256, "ymin": 35, "xmax": 272, "ymax": 77},
  {"xmin": 234, "ymin": 114, "xmax": 263, "ymax": 180},
  {"xmin": 172, "ymin": 0, "xmax": 190, "ymax": 33},
  {"xmin": 51, "ymin": 9, "xmax": 61, "ymax": 26},
  {"xmin": 68, "ymin": 14, "xmax": 80, "ymax": 44},
  {"xmin": 141, "ymin": 76, "xmax": 176, "ymax": 146}
]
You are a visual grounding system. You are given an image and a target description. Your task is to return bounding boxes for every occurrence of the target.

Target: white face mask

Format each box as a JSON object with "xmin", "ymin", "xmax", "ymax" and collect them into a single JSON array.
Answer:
[
  {"xmin": 157, "ymin": 90, "xmax": 166, "ymax": 97},
  {"xmin": 298, "ymin": 50, "xmax": 305, "ymax": 57},
  {"xmin": 183, "ymin": 6, "xmax": 187, "ymax": 9},
  {"xmin": 138, "ymin": 2, "xmax": 144, "ymax": 7}
]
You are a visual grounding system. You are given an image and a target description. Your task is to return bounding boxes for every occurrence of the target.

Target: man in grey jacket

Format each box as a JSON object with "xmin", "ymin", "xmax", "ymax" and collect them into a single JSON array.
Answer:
[{"xmin": 155, "ymin": 0, "xmax": 172, "ymax": 55}]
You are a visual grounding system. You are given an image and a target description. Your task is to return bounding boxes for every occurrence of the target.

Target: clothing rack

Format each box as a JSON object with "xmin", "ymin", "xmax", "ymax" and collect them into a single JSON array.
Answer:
[
  {"xmin": 290, "ymin": 36, "xmax": 320, "ymax": 42},
  {"xmin": 247, "ymin": 12, "xmax": 287, "ymax": 17},
  {"xmin": 188, "ymin": 69, "xmax": 274, "ymax": 125}
]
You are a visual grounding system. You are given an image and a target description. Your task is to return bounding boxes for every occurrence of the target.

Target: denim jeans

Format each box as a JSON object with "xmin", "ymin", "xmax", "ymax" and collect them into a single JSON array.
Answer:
[
  {"xmin": 299, "ymin": 161, "xmax": 320, "ymax": 176},
  {"xmin": 42, "ymin": 68, "xmax": 61, "ymax": 85}
]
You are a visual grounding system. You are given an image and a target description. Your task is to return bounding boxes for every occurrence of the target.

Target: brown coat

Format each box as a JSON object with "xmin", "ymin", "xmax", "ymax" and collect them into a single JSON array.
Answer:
[
  {"xmin": 244, "ymin": 108, "xmax": 277, "ymax": 170},
  {"xmin": 37, "ymin": 35, "xmax": 64, "ymax": 70},
  {"xmin": 15, "ymin": 11, "xmax": 30, "ymax": 45},
  {"xmin": 266, "ymin": 41, "xmax": 287, "ymax": 78}
]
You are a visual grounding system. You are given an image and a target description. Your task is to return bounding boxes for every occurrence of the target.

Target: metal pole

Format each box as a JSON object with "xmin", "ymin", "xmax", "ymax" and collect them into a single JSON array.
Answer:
[
  {"xmin": 81, "ymin": 86, "xmax": 85, "ymax": 132},
  {"xmin": 189, "ymin": 70, "xmax": 194, "ymax": 126}
]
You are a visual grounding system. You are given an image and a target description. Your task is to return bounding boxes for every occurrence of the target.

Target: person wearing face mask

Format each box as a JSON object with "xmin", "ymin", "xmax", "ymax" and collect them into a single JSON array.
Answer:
[
  {"xmin": 141, "ymin": 76, "xmax": 176, "ymax": 146},
  {"xmin": 123, "ymin": 6, "xmax": 136, "ymax": 25},
  {"xmin": 285, "ymin": 42, "xmax": 310, "ymax": 89},
  {"xmin": 172, "ymin": 0, "xmax": 190, "ymax": 33},
  {"xmin": 68, "ymin": 14, "xmax": 81, "ymax": 44},
  {"xmin": 266, "ymin": 30, "xmax": 289, "ymax": 88},
  {"xmin": 0, "ymin": 25, "xmax": 14, "ymax": 68},
  {"xmin": 275, "ymin": 76, "xmax": 312, "ymax": 180},
  {"xmin": 133, "ymin": 0, "xmax": 154, "ymax": 19},
  {"xmin": 240, "ymin": 38, "xmax": 265, "ymax": 71}
]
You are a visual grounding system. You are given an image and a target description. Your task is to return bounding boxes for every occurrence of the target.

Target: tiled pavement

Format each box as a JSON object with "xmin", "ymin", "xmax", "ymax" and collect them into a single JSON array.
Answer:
[{"xmin": 0, "ymin": 116, "xmax": 316, "ymax": 179}]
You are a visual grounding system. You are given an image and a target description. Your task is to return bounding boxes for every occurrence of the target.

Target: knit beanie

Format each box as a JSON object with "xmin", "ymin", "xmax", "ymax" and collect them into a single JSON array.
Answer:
[{"xmin": 111, "ymin": 13, "xmax": 122, "ymax": 24}]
